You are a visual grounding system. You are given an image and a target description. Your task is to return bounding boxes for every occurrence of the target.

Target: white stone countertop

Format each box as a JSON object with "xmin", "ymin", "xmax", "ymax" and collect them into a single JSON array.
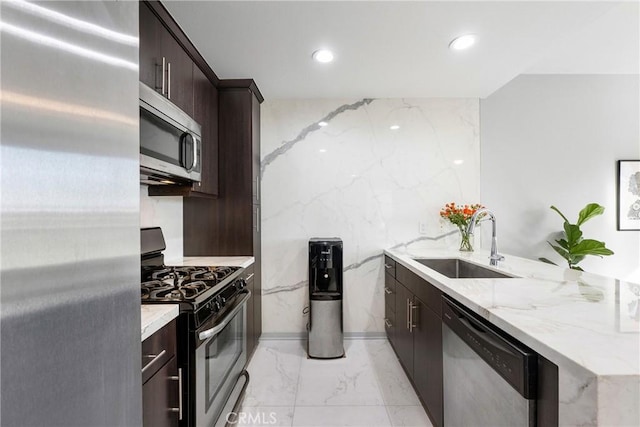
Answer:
[
  {"xmin": 166, "ymin": 256, "xmax": 255, "ymax": 269},
  {"xmin": 141, "ymin": 304, "xmax": 179, "ymax": 342},
  {"xmin": 385, "ymin": 248, "xmax": 640, "ymax": 425}
]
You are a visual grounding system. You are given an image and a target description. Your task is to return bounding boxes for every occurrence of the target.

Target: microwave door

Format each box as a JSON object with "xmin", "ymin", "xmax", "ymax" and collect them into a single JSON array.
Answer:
[{"xmin": 140, "ymin": 108, "xmax": 185, "ymax": 167}]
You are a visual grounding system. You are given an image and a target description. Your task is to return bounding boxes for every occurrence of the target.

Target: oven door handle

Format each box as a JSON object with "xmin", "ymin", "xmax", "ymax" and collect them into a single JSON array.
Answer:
[{"xmin": 198, "ymin": 290, "xmax": 251, "ymax": 342}]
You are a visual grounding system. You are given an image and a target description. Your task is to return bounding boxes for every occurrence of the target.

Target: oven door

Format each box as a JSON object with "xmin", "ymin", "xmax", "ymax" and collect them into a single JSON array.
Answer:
[{"xmin": 194, "ymin": 291, "xmax": 250, "ymax": 427}]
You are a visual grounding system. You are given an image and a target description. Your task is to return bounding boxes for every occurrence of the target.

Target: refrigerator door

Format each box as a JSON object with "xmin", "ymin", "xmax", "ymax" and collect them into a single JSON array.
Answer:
[{"xmin": 1, "ymin": 2, "xmax": 141, "ymax": 426}]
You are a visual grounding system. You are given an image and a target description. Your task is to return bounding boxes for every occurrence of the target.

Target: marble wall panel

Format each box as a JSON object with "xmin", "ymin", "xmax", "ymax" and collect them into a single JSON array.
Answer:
[{"xmin": 260, "ymin": 98, "xmax": 480, "ymax": 334}]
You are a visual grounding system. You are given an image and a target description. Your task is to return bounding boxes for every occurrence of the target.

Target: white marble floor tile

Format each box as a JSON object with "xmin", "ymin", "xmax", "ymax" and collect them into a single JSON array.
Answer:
[
  {"xmin": 386, "ymin": 406, "xmax": 433, "ymax": 427},
  {"xmin": 365, "ymin": 340, "xmax": 421, "ymax": 406},
  {"xmin": 292, "ymin": 405, "xmax": 392, "ymax": 427},
  {"xmin": 295, "ymin": 341, "xmax": 385, "ymax": 406},
  {"xmin": 234, "ymin": 406, "xmax": 294, "ymax": 427},
  {"xmin": 243, "ymin": 339, "xmax": 428, "ymax": 426},
  {"xmin": 243, "ymin": 340, "xmax": 305, "ymax": 406}
]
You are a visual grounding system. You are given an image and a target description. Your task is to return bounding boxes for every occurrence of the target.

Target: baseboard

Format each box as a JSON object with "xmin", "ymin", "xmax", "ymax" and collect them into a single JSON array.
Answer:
[
  {"xmin": 259, "ymin": 332, "xmax": 387, "ymax": 341},
  {"xmin": 259, "ymin": 332, "xmax": 305, "ymax": 340}
]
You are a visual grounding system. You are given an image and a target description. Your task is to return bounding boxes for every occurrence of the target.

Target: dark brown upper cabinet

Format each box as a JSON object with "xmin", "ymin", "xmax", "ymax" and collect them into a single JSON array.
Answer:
[
  {"xmin": 190, "ymin": 66, "xmax": 219, "ymax": 197},
  {"xmin": 139, "ymin": 2, "xmax": 193, "ymax": 117},
  {"xmin": 141, "ymin": 1, "xmax": 219, "ymax": 197}
]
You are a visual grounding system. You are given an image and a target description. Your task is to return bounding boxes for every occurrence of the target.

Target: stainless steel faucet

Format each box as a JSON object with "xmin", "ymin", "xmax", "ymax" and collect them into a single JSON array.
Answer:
[{"xmin": 466, "ymin": 208, "xmax": 505, "ymax": 266}]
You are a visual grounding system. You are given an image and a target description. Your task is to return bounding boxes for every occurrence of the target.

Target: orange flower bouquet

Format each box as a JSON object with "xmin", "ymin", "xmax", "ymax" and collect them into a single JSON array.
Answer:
[{"xmin": 439, "ymin": 202, "xmax": 485, "ymax": 251}]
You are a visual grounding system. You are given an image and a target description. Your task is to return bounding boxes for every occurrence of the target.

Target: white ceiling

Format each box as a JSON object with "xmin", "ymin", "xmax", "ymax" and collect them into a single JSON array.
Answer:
[{"xmin": 163, "ymin": 1, "xmax": 639, "ymax": 99}]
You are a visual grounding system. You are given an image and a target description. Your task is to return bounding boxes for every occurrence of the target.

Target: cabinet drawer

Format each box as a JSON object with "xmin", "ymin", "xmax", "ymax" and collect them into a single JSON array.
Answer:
[
  {"xmin": 142, "ymin": 356, "xmax": 180, "ymax": 427},
  {"xmin": 383, "ymin": 256, "xmax": 396, "ymax": 278},
  {"xmin": 397, "ymin": 264, "xmax": 442, "ymax": 316},
  {"xmin": 142, "ymin": 319, "xmax": 177, "ymax": 384},
  {"xmin": 384, "ymin": 273, "xmax": 396, "ymax": 313}
]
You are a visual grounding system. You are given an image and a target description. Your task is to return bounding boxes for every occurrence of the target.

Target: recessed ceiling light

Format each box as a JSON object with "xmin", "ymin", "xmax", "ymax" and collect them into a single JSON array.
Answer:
[
  {"xmin": 319, "ymin": 148, "xmax": 327, "ymax": 153},
  {"xmin": 318, "ymin": 121, "xmax": 328, "ymax": 127},
  {"xmin": 390, "ymin": 125, "xmax": 400, "ymax": 130},
  {"xmin": 453, "ymin": 159, "xmax": 464, "ymax": 165},
  {"xmin": 312, "ymin": 49, "xmax": 334, "ymax": 63},
  {"xmin": 449, "ymin": 34, "xmax": 476, "ymax": 51}
]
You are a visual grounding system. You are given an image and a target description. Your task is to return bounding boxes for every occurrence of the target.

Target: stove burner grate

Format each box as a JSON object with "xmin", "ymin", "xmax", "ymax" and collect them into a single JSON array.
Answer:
[{"xmin": 141, "ymin": 266, "xmax": 241, "ymax": 303}]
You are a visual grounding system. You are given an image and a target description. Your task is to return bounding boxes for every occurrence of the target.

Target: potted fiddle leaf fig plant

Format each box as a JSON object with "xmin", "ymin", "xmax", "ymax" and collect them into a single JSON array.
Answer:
[{"xmin": 541, "ymin": 203, "xmax": 614, "ymax": 271}]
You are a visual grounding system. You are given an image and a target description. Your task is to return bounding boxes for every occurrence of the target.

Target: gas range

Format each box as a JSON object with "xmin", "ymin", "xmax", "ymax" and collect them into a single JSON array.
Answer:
[
  {"xmin": 140, "ymin": 227, "xmax": 251, "ymax": 427},
  {"xmin": 141, "ymin": 264, "xmax": 246, "ymax": 328}
]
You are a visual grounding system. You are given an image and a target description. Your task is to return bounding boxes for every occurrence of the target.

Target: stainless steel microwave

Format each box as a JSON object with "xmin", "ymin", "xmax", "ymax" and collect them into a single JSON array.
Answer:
[{"xmin": 139, "ymin": 82, "xmax": 202, "ymax": 185}]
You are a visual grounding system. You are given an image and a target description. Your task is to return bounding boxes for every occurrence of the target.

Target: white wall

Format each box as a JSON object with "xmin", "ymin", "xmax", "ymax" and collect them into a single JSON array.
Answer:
[
  {"xmin": 480, "ymin": 74, "xmax": 640, "ymax": 281},
  {"xmin": 261, "ymin": 98, "xmax": 480, "ymax": 336},
  {"xmin": 140, "ymin": 186, "xmax": 183, "ymax": 261}
]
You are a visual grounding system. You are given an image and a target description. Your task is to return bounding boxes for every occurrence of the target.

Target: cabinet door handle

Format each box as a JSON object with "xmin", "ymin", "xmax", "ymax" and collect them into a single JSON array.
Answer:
[
  {"xmin": 160, "ymin": 56, "xmax": 166, "ymax": 95},
  {"xmin": 141, "ymin": 349, "xmax": 166, "ymax": 374},
  {"xmin": 256, "ymin": 206, "xmax": 260, "ymax": 233},
  {"xmin": 384, "ymin": 287, "xmax": 392, "ymax": 295},
  {"xmin": 167, "ymin": 61, "xmax": 171, "ymax": 100},
  {"xmin": 168, "ymin": 367, "xmax": 183, "ymax": 420},
  {"xmin": 384, "ymin": 263, "xmax": 393, "ymax": 269},
  {"xmin": 406, "ymin": 298, "xmax": 410, "ymax": 330},
  {"xmin": 384, "ymin": 318, "xmax": 392, "ymax": 328},
  {"xmin": 246, "ymin": 273, "xmax": 255, "ymax": 281},
  {"xmin": 409, "ymin": 301, "xmax": 417, "ymax": 333}
]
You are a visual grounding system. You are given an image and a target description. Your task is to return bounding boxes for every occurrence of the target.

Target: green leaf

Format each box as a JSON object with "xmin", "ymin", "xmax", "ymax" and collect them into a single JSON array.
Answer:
[
  {"xmin": 563, "ymin": 223, "xmax": 583, "ymax": 247},
  {"xmin": 568, "ymin": 253, "xmax": 585, "ymax": 266},
  {"xmin": 577, "ymin": 203, "xmax": 605, "ymax": 226},
  {"xmin": 550, "ymin": 205, "xmax": 570, "ymax": 223},
  {"xmin": 572, "ymin": 255, "xmax": 586, "ymax": 264},
  {"xmin": 571, "ymin": 239, "xmax": 615, "ymax": 257},
  {"xmin": 538, "ymin": 257, "xmax": 557, "ymax": 266},
  {"xmin": 556, "ymin": 239, "xmax": 569, "ymax": 250},
  {"xmin": 548, "ymin": 242, "xmax": 570, "ymax": 261}
]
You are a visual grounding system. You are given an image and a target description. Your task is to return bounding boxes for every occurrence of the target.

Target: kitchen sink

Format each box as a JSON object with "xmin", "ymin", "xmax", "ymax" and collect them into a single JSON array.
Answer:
[{"xmin": 414, "ymin": 258, "xmax": 516, "ymax": 279}]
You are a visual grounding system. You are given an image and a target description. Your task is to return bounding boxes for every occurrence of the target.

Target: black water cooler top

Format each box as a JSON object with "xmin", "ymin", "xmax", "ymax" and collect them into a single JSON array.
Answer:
[{"xmin": 309, "ymin": 238, "xmax": 343, "ymax": 300}]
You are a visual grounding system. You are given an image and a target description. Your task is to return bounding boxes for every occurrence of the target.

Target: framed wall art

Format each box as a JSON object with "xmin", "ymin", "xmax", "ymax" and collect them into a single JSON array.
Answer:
[{"xmin": 617, "ymin": 160, "xmax": 640, "ymax": 231}]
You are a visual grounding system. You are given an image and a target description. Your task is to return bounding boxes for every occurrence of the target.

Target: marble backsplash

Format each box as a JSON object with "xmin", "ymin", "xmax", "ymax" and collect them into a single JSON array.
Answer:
[
  {"xmin": 140, "ymin": 185, "xmax": 183, "ymax": 261},
  {"xmin": 260, "ymin": 98, "xmax": 480, "ymax": 335}
]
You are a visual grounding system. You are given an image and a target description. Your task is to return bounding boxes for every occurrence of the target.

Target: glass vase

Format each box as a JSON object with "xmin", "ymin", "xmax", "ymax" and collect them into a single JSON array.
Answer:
[{"xmin": 458, "ymin": 229, "xmax": 473, "ymax": 252}]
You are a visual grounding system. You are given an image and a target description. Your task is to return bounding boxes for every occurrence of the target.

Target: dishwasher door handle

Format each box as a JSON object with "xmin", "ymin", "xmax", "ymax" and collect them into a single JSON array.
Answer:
[{"xmin": 457, "ymin": 316, "xmax": 515, "ymax": 357}]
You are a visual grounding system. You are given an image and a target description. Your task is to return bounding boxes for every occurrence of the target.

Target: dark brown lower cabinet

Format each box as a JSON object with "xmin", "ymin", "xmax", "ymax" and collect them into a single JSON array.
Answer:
[
  {"xmin": 386, "ymin": 262, "xmax": 443, "ymax": 427},
  {"xmin": 412, "ymin": 297, "xmax": 443, "ymax": 427},
  {"xmin": 142, "ymin": 320, "xmax": 179, "ymax": 427},
  {"xmin": 143, "ymin": 356, "xmax": 179, "ymax": 427},
  {"xmin": 394, "ymin": 282, "xmax": 414, "ymax": 378}
]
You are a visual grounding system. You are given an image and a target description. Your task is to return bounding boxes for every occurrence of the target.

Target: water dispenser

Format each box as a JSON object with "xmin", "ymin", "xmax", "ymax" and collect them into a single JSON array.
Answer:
[{"xmin": 308, "ymin": 238, "xmax": 344, "ymax": 358}]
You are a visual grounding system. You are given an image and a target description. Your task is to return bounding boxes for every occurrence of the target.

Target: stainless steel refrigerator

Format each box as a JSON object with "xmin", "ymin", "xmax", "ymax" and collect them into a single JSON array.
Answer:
[{"xmin": 1, "ymin": 1, "xmax": 141, "ymax": 425}]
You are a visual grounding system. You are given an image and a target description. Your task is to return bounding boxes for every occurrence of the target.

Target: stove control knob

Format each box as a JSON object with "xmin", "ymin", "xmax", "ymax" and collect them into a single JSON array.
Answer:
[
  {"xmin": 214, "ymin": 300, "xmax": 222, "ymax": 311},
  {"xmin": 237, "ymin": 279, "xmax": 246, "ymax": 290}
]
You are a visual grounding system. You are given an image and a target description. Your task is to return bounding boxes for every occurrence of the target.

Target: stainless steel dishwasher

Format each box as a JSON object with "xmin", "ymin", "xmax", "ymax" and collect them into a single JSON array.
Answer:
[{"xmin": 442, "ymin": 296, "xmax": 537, "ymax": 427}]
